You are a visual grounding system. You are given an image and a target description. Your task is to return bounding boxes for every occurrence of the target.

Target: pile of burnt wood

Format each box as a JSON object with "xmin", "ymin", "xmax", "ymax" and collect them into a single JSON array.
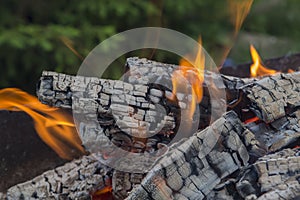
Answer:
[{"xmin": 1, "ymin": 57, "xmax": 300, "ymax": 200}]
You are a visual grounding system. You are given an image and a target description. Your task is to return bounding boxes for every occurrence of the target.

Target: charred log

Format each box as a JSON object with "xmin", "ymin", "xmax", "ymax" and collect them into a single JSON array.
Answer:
[
  {"xmin": 241, "ymin": 72, "xmax": 300, "ymax": 123},
  {"xmin": 4, "ymin": 154, "xmax": 112, "ymax": 200},
  {"xmin": 208, "ymin": 148, "xmax": 300, "ymax": 200},
  {"xmin": 246, "ymin": 110, "xmax": 300, "ymax": 153},
  {"xmin": 125, "ymin": 111, "xmax": 263, "ymax": 200}
]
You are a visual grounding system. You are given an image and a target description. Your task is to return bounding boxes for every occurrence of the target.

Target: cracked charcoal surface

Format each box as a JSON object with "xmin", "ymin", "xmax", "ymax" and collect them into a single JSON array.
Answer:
[
  {"xmin": 208, "ymin": 148, "xmax": 300, "ymax": 200},
  {"xmin": 242, "ymin": 72, "xmax": 300, "ymax": 123},
  {"xmin": 125, "ymin": 57, "xmax": 258, "ymax": 126},
  {"xmin": 38, "ymin": 71, "xmax": 177, "ymax": 155},
  {"xmin": 246, "ymin": 110, "xmax": 300, "ymax": 153},
  {"xmin": 4, "ymin": 154, "xmax": 112, "ymax": 200},
  {"xmin": 125, "ymin": 111, "xmax": 255, "ymax": 200}
]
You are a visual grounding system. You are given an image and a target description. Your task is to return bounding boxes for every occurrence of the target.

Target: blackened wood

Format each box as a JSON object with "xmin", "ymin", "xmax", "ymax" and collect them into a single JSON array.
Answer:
[
  {"xmin": 4, "ymin": 154, "xmax": 112, "ymax": 200},
  {"xmin": 246, "ymin": 110, "xmax": 300, "ymax": 153},
  {"xmin": 125, "ymin": 58, "xmax": 300, "ymax": 124},
  {"xmin": 207, "ymin": 148, "xmax": 300, "ymax": 199},
  {"xmin": 242, "ymin": 72, "xmax": 300, "ymax": 123},
  {"xmin": 125, "ymin": 111, "xmax": 256, "ymax": 200},
  {"xmin": 38, "ymin": 71, "xmax": 176, "ymax": 154}
]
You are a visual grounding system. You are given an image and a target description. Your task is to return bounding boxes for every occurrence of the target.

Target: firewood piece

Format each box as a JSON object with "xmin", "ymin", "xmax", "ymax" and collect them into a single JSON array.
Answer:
[
  {"xmin": 256, "ymin": 181, "xmax": 300, "ymax": 200},
  {"xmin": 242, "ymin": 72, "xmax": 300, "ymax": 123},
  {"xmin": 207, "ymin": 148, "xmax": 300, "ymax": 200},
  {"xmin": 37, "ymin": 58, "xmax": 255, "ymax": 134},
  {"xmin": 4, "ymin": 154, "xmax": 112, "ymax": 200},
  {"xmin": 125, "ymin": 111, "xmax": 254, "ymax": 200},
  {"xmin": 125, "ymin": 57, "xmax": 256, "ymax": 106},
  {"xmin": 246, "ymin": 110, "xmax": 300, "ymax": 152},
  {"xmin": 240, "ymin": 148, "xmax": 300, "ymax": 199},
  {"xmin": 38, "ymin": 71, "xmax": 176, "ymax": 154},
  {"xmin": 125, "ymin": 57, "xmax": 256, "ymax": 88}
]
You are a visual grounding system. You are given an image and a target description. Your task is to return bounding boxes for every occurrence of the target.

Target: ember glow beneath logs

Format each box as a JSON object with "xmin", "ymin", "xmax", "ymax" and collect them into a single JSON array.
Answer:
[{"xmin": 0, "ymin": 88, "xmax": 85, "ymax": 160}]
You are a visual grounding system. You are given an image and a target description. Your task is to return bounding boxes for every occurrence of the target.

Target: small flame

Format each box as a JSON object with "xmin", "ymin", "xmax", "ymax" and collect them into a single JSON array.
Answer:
[
  {"xmin": 0, "ymin": 88, "xmax": 85, "ymax": 160},
  {"xmin": 172, "ymin": 37, "xmax": 204, "ymax": 119},
  {"xmin": 92, "ymin": 186, "xmax": 113, "ymax": 200},
  {"xmin": 219, "ymin": 0, "xmax": 253, "ymax": 65},
  {"xmin": 288, "ymin": 69, "xmax": 295, "ymax": 73},
  {"xmin": 60, "ymin": 36, "xmax": 84, "ymax": 60},
  {"xmin": 228, "ymin": 0, "xmax": 254, "ymax": 36},
  {"xmin": 250, "ymin": 44, "xmax": 277, "ymax": 77}
]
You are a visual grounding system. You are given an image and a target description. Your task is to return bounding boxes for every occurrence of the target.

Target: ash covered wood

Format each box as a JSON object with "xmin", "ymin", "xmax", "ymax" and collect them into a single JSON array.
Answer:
[
  {"xmin": 242, "ymin": 72, "xmax": 300, "ymax": 123},
  {"xmin": 246, "ymin": 110, "xmax": 300, "ymax": 153},
  {"xmin": 207, "ymin": 148, "xmax": 300, "ymax": 199},
  {"xmin": 37, "ymin": 70, "xmax": 177, "ymax": 155},
  {"xmin": 125, "ymin": 111, "xmax": 263, "ymax": 200},
  {"xmin": 4, "ymin": 154, "xmax": 112, "ymax": 199}
]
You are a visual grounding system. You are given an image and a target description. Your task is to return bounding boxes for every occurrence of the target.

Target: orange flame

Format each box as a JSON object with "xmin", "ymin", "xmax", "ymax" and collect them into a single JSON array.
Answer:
[
  {"xmin": 250, "ymin": 44, "xmax": 277, "ymax": 77},
  {"xmin": 92, "ymin": 186, "xmax": 113, "ymax": 200},
  {"xmin": 219, "ymin": 0, "xmax": 253, "ymax": 65},
  {"xmin": 172, "ymin": 37, "xmax": 204, "ymax": 119},
  {"xmin": 0, "ymin": 88, "xmax": 85, "ymax": 160},
  {"xmin": 228, "ymin": 0, "xmax": 254, "ymax": 36}
]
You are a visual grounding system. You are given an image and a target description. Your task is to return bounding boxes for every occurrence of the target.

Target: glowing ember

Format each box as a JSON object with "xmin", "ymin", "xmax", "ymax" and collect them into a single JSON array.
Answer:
[
  {"xmin": 288, "ymin": 69, "xmax": 295, "ymax": 73},
  {"xmin": 250, "ymin": 44, "xmax": 277, "ymax": 77},
  {"xmin": 244, "ymin": 116, "xmax": 260, "ymax": 124},
  {"xmin": 92, "ymin": 186, "xmax": 113, "ymax": 200},
  {"xmin": 0, "ymin": 88, "xmax": 85, "ymax": 160},
  {"xmin": 172, "ymin": 37, "xmax": 204, "ymax": 119}
]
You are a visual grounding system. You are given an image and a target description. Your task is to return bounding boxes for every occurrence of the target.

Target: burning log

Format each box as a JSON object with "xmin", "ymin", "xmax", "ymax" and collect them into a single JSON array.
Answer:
[
  {"xmin": 37, "ymin": 58, "xmax": 257, "ymax": 135},
  {"xmin": 4, "ymin": 153, "xmax": 112, "ymax": 199},
  {"xmin": 37, "ymin": 70, "xmax": 177, "ymax": 156},
  {"xmin": 36, "ymin": 58, "xmax": 300, "ymax": 149}
]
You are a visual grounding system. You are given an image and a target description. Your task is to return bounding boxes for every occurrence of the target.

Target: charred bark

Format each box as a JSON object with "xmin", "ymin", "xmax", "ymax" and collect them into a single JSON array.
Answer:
[
  {"xmin": 241, "ymin": 72, "xmax": 300, "ymax": 123},
  {"xmin": 125, "ymin": 111, "xmax": 264, "ymax": 200},
  {"xmin": 4, "ymin": 154, "xmax": 112, "ymax": 200},
  {"xmin": 207, "ymin": 148, "xmax": 300, "ymax": 200}
]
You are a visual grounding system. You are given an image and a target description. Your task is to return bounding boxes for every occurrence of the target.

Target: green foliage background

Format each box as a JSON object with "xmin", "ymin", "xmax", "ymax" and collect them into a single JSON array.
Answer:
[{"xmin": 1, "ymin": 0, "xmax": 300, "ymax": 93}]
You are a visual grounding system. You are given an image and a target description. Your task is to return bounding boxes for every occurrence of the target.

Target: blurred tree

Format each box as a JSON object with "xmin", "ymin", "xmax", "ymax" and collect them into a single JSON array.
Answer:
[{"xmin": 0, "ymin": 0, "xmax": 299, "ymax": 93}]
